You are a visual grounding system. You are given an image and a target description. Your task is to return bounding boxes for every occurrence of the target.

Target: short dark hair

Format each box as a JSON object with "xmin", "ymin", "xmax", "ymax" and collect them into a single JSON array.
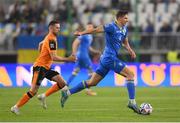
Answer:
[
  {"xmin": 48, "ymin": 20, "xmax": 59, "ymax": 27},
  {"xmin": 77, "ymin": 23, "xmax": 85, "ymax": 31},
  {"xmin": 116, "ymin": 10, "xmax": 128, "ymax": 19}
]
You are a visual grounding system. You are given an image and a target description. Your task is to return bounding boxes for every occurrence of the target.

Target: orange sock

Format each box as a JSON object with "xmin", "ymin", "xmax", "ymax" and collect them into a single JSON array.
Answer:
[
  {"xmin": 16, "ymin": 93, "xmax": 31, "ymax": 108},
  {"xmin": 45, "ymin": 83, "xmax": 60, "ymax": 97}
]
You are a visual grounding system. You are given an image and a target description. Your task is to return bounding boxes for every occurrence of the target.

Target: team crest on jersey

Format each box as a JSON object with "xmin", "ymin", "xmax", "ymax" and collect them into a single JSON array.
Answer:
[
  {"xmin": 49, "ymin": 40, "xmax": 56, "ymax": 50},
  {"xmin": 119, "ymin": 62, "xmax": 123, "ymax": 66}
]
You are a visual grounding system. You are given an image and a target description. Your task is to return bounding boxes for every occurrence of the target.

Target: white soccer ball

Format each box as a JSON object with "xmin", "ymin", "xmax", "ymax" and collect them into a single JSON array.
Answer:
[{"xmin": 140, "ymin": 103, "xmax": 153, "ymax": 115}]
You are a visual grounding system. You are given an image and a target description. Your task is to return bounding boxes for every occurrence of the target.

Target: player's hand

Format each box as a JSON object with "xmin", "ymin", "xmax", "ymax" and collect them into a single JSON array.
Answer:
[
  {"xmin": 129, "ymin": 50, "xmax": 136, "ymax": 59},
  {"xmin": 68, "ymin": 54, "xmax": 77, "ymax": 62}
]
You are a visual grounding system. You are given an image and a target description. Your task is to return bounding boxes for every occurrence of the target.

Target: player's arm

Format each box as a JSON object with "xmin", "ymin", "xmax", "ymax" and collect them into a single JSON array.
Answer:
[
  {"xmin": 72, "ymin": 38, "xmax": 80, "ymax": 56},
  {"xmin": 89, "ymin": 46, "xmax": 101, "ymax": 55},
  {"xmin": 38, "ymin": 41, "xmax": 43, "ymax": 52},
  {"xmin": 48, "ymin": 40, "xmax": 76, "ymax": 62},
  {"xmin": 50, "ymin": 52, "xmax": 76, "ymax": 62},
  {"xmin": 122, "ymin": 38, "xmax": 136, "ymax": 59},
  {"xmin": 74, "ymin": 25, "xmax": 104, "ymax": 36}
]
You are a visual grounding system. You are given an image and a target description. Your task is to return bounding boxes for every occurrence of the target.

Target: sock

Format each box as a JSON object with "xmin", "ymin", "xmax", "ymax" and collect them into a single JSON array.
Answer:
[
  {"xmin": 67, "ymin": 74, "xmax": 76, "ymax": 85},
  {"xmin": 129, "ymin": 99, "xmax": 136, "ymax": 105},
  {"xmin": 61, "ymin": 85, "xmax": 68, "ymax": 91},
  {"xmin": 16, "ymin": 91, "xmax": 34, "ymax": 108},
  {"xmin": 69, "ymin": 81, "xmax": 88, "ymax": 94},
  {"xmin": 45, "ymin": 83, "xmax": 60, "ymax": 97},
  {"xmin": 126, "ymin": 80, "xmax": 135, "ymax": 100}
]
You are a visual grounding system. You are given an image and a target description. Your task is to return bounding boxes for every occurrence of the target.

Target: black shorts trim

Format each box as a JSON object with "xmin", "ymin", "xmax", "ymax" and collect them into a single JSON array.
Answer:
[{"xmin": 33, "ymin": 66, "xmax": 59, "ymax": 85}]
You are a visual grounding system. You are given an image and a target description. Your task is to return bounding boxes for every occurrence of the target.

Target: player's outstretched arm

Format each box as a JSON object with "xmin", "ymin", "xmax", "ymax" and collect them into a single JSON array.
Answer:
[
  {"xmin": 74, "ymin": 25, "xmax": 104, "ymax": 36},
  {"xmin": 50, "ymin": 52, "xmax": 76, "ymax": 62},
  {"xmin": 123, "ymin": 38, "xmax": 136, "ymax": 59}
]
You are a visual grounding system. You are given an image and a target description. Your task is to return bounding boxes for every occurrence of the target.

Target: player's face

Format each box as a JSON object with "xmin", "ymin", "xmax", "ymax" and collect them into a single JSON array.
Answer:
[
  {"xmin": 86, "ymin": 24, "xmax": 94, "ymax": 30},
  {"xmin": 52, "ymin": 23, "xmax": 60, "ymax": 35},
  {"xmin": 118, "ymin": 14, "xmax": 129, "ymax": 26}
]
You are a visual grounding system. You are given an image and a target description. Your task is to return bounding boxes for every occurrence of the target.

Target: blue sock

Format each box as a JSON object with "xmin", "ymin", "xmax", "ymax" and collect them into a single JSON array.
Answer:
[
  {"xmin": 126, "ymin": 80, "xmax": 135, "ymax": 99},
  {"xmin": 69, "ymin": 81, "xmax": 88, "ymax": 94},
  {"xmin": 67, "ymin": 74, "xmax": 76, "ymax": 85}
]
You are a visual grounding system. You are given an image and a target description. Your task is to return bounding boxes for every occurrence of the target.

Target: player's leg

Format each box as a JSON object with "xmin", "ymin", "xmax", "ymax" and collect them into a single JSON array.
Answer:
[
  {"xmin": 70, "ymin": 72, "xmax": 102, "ymax": 94},
  {"xmin": 85, "ymin": 67, "xmax": 97, "ymax": 96},
  {"xmin": 67, "ymin": 67, "xmax": 80, "ymax": 85},
  {"xmin": 120, "ymin": 67, "xmax": 140, "ymax": 114},
  {"xmin": 112, "ymin": 58, "xmax": 140, "ymax": 114},
  {"xmin": 120, "ymin": 67, "xmax": 135, "ymax": 101},
  {"xmin": 37, "ymin": 70, "xmax": 68, "ymax": 109},
  {"xmin": 11, "ymin": 67, "xmax": 43, "ymax": 114},
  {"xmin": 61, "ymin": 72, "xmax": 103, "ymax": 107},
  {"xmin": 61, "ymin": 63, "xmax": 109, "ymax": 107}
]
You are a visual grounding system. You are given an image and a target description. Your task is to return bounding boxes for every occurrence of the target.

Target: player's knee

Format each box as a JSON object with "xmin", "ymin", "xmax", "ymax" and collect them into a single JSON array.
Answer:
[
  {"xmin": 126, "ymin": 71, "xmax": 134, "ymax": 80},
  {"xmin": 57, "ymin": 82, "xmax": 66, "ymax": 89},
  {"xmin": 27, "ymin": 91, "xmax": 36, "ymax": 98}
]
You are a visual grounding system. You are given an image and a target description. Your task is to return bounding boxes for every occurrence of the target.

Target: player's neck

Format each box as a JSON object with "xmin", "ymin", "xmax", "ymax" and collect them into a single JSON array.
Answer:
[
  {"xmin": 115, "ymin": 20, "xmax": 123, "ymax": 29},
  {"xmin": 49, "ymin": 31, "xmax": 57, "ymax": 37}
]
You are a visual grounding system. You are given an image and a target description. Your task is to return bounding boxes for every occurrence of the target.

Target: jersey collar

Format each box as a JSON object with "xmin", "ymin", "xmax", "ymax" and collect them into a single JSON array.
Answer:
[
  {"xmin": 114, "ymin": 19, "xmax": 123, "ymax": 30},
  {"xmin": 48, "ymin": 32, "xmax": 56, "ymax": 38},
  {"xmin": 114, "ymin": 20, "xmax": 126, "ymax": 34}
]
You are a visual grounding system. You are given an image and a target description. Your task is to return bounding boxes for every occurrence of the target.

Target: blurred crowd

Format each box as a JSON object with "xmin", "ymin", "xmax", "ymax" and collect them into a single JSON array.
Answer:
[{"xmin": 0, "ymin": 0, "xmax": 180, "ymax": 50}]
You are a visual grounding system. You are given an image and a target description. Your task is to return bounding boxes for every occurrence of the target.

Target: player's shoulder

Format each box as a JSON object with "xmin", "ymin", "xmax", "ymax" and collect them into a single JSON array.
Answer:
[
  {"xmin": 104, "ymin": 22, "xmax": 117, "ymax": 32},
  {"xmin": 45, "ymin": 33, "xmax": 57, "ymax": 42},
  {"xmin": 104, "ymin": 21, "xmax": 115, "ymax": 27}
]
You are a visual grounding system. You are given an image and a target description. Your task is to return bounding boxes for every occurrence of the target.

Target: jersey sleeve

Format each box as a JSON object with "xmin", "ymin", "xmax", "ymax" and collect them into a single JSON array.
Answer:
[
  {"xmin": 103, "ymin": 23, "xmax": 115, "ymax": 33},
  {"xmin": 48, "ymin": 39, "xmax": 57, "ymax": 52},
  {"xmin": 77, "ymin": 36, "xmax": 82, "ymax": 43},
  {"xmin": 88, "ymin": 35, "xmax": 93, "ymax": 44}
]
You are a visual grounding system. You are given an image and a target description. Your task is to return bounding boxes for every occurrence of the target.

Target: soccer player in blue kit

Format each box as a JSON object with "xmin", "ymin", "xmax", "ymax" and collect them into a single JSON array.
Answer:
[
  {"xmin": 61, "ymin": 10, "xmax": 141, "ymax": 114},
  {"xmin": 67, "ymin": 24, "xmax": 100, "ymax": 96}
]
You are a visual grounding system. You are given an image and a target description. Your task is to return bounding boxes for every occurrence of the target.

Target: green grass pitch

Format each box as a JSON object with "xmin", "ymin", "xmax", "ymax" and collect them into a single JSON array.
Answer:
[{"xmin": 0, "ymin": 87, "xmax": 180, "ymax": 122}]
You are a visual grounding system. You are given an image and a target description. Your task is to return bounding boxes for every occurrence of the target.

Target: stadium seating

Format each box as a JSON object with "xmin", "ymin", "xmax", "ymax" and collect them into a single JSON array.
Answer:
[{"xmin": 0, "ymin": 0, "xmax": 180, "ymax": 62}]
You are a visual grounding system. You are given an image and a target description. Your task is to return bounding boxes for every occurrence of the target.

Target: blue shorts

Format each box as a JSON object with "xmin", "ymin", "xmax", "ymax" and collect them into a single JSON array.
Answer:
[
  {"xmin": 75, "ymin": 56, "xmax": 92, "ymax": 69},
  {"xmin": 95, "ymin": 56, "xmax": 126, "ymax": 78}
]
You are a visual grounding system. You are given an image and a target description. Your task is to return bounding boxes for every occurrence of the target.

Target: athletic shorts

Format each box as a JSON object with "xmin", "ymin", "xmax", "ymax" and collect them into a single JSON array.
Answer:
[
  {"xmin": 32, "ymin": 66, "xmax": 59, "ymax": 86},
  {"xmin": 95, "ymin": 56, "xmax": 126, "ymax": 78}
]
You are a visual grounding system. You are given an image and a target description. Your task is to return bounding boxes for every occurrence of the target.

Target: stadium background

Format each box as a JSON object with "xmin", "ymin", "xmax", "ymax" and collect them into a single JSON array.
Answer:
[
  {"xmin": 0, "ymin": 0, "xmax": 180, "ymax": 87},
  {"xmin": 0, "ymin": 0, "xmax": 180, "ymax": 122}
]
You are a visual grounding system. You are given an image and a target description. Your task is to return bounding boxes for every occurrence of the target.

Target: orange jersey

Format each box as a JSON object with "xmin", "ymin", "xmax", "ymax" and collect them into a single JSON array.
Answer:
[{"xmin": 33, "ymin": 32, "xmax": 57, "ymax": 69}]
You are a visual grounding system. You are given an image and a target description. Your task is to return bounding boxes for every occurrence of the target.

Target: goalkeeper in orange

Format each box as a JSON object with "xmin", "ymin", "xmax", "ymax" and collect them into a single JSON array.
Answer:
[{"xmin": 10, "ymin": 20, "xmax": 76, "ymax": 115}]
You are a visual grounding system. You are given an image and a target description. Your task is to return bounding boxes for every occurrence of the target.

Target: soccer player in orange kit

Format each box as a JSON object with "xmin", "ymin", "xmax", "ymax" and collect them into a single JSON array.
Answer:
[{"xmin": 11, "ymin": 20, "xmax": 76, "ymax": 115}]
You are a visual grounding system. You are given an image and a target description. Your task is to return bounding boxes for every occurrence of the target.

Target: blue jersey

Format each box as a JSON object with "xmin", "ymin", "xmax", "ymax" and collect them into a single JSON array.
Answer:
[
  {"xmin": 75, "ymin": 34, "xmax": 93, "ymax": 68},
  {"xmin": 103, "ymin": 21, "xmax": 128, "ymax": 57},
  {"xmin": 77, "ymin": 34, "xmax": 92, "ymax": 58},
  {"xmin": 96, "ymin": 21, "xmax": 128, "ymax": 77}
]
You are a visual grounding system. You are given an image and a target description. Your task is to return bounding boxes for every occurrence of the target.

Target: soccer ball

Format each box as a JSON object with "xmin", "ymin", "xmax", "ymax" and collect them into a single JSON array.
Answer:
[{"xmin": 139, "ymin": 103, "xmax": 153, "ymax": 115}]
